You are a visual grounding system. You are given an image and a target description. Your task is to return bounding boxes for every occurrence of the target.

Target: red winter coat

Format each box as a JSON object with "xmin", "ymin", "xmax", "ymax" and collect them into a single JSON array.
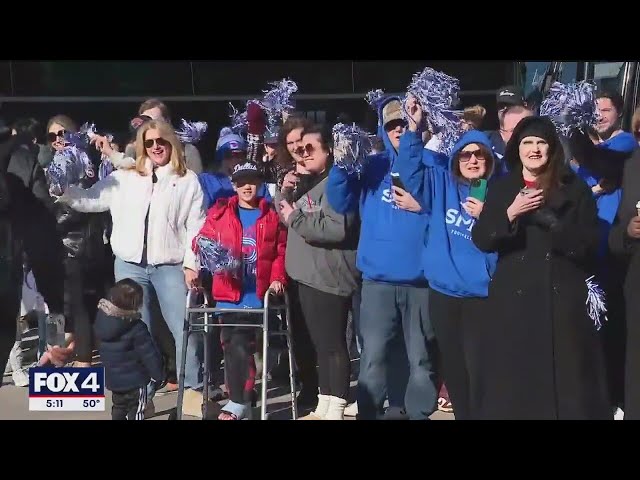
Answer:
[{"xmin": 193, "ymin": 195, "xmax": 287, "ymax": 303}]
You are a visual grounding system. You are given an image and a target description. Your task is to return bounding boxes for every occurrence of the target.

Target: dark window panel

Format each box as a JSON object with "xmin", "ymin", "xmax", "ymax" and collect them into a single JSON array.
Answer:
[
  {"xmin": 11, "ymin": 61, "xmax": 193, "ymax": 96},
  {"xmin": 192, "ymin": 61, "xmax": 353, "ymax": 96},
  {"xmin": 0, "ymin": 62, "xmax": 12, "ymax": 96},
  {"xmin": 353, "ymin": 61, "xmax": 517, "ymax": 94}
]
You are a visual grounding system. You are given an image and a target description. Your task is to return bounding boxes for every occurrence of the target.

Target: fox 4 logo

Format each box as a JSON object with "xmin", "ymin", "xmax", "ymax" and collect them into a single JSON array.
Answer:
[{"xmin": 29, "ymin": 367, "xmax": 105, "ymax": 396}]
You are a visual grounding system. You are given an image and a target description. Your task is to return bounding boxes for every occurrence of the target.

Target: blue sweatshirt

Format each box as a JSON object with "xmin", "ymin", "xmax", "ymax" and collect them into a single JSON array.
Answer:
[
  {"xmin": 571, "ymin": 131, "xmax": 636, "ymax": 258},
  {"xmin": 325, "ymin": 97, "xmax": 429, "ymax": 285},
  {"xmin": 198, "ymin": 172, "xmax": 270, "ymax": 210},
  {"xmin": 395, "ymin": 129, "xmax": 498, "ymax": 298}
]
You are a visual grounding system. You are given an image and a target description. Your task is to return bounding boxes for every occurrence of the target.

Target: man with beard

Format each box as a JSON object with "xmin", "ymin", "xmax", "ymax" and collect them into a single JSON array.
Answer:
[{"xmin": 568, "ymin": 91, "xmax": 637, "ymax": 419}]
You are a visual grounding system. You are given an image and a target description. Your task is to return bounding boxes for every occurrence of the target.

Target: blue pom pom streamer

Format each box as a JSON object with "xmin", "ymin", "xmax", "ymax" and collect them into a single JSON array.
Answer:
[
  {"xmin": 63, "ymin": 122, "xmax": 97, "ymax": 150},
  {"xmin": 365, "ymin": 89, "xmax": 386, "ymax": 112},
  {"xmin": 98, "ymin": 157, "xmax": 114, "ymax": 180},
  {"xmin": 402, "ymin": 66, "xmax": 463, "ymax": 156},
  {"xmin": 539, "ymin": 81, "xmax": 600, "ymax": 136},
  {"xmin": 260, "ymin": 79, "xmax": 298, "ymax": 128},
  {"xmin": 46, "ymin": 146, "xmax": 95, "ymax": 195},
  {"xmin": 332, "ymin": 123, "xmax": 373, "ymax": 176},
  {"xmin": 196, "ymin": 235, "xmax": 241, "ymax": 275},
  {"xmin": 176, "ymin": 118, "xmax": 208, "ymax": 144},
  {"xmin": 228, "ymin": 102, "xmax": 249, "ymax": 135}
]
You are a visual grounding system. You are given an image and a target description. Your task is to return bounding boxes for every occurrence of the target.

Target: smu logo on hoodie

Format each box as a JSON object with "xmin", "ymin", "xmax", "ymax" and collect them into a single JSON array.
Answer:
[
  {"xmin": 380, "ymin": 187, "xmax": 400, "ymax": 210},
  {"xmin": 445, "ymin": 208, "xmax": 475, "ymax": 240}
]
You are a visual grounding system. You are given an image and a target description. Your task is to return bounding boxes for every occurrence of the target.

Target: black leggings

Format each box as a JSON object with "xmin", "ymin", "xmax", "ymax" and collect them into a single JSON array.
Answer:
[
  {"xmin": 297, "ymin": 282, "xmax": 351, "ymax": 399},
  {"xmin": 429, "ymin": 289, "xmax": 484, "ymax": 420},
  {"xmin": 63, "ymin": 258, "xmax": 101, "ymax": 363}
]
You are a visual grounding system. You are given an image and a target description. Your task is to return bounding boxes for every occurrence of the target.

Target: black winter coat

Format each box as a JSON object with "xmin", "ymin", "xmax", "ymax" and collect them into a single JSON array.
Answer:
[
  {"xmin": 471, "ymin": 166, "xmax": 611, "ymax": 420},
  {"xmin": 609, "ymin": 150, "xmax": 640, "ymax": 419},
  {"xmin": 94, "ymin": 300, "xmax": 164, "ymax": 393},
  {"xmin": 0, "ymin": 136, "xmax": 61, "ymax": 300}
]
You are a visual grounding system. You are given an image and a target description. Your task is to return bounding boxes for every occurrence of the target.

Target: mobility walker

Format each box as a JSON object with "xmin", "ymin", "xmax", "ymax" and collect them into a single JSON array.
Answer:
[{"xmin": 174, "ymin": 287, "xmax": 298, "ymax": 420}]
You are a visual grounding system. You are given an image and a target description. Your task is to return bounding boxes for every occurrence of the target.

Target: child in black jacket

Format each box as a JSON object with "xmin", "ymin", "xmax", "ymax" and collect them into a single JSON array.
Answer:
[{"xmin": 94, "ymin": 279, "xmax": 164, "ymax": 420}]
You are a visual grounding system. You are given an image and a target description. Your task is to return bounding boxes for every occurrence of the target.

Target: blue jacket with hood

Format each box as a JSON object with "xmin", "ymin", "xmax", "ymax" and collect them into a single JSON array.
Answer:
[
  {"xmin": 325, "ymin": 97, "xmax": 429, "ymax": 285},
  {"xmin": 571, "ymin": 131, "xmax": 636, "ymax": 259},
  {"xmin": 395, "ymin": 129, "xmax": 498, "ymax": 298}
]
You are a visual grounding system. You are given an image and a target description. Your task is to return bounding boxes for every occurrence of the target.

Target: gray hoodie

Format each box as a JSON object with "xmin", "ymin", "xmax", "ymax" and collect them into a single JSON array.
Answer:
[{"xmin": 276, "ymin": 175, "xmax": 360, "ymax": 297}]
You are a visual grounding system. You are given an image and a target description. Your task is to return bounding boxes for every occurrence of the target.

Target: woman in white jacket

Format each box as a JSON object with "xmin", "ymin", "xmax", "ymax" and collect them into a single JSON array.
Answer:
[{"xmin": 58, "ymin": 119, "xmax": 206, "ymax": 415}]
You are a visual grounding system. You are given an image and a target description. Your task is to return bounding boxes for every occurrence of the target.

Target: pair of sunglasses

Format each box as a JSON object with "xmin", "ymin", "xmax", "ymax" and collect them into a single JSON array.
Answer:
[
  {"xmin": 295, "ymin": 143, "xmax": 316, "ymax": 157},
  {"xmin": 144, "ymin": 137, "xmax": 169, "ymax": 149},
  {"xmin": 459, "ymin": 149, "xmax": 486, "ymax": 162},
  {"xmin": 47, "ymin": 130, "xmax": 66, "ymax": 143}
]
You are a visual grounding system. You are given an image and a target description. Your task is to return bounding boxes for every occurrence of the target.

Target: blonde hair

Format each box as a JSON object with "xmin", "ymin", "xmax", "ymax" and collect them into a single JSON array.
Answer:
[
  {"xmin": 133, "ymin": 119, "xmax": 186, "ymax": 177},
  {"xmin": 46, "ymin": 114, "xmax": 78, "ymax": 134},
  {"xmin": 462, "ymin": 105, "xmax": 487, "ymax": 130}
]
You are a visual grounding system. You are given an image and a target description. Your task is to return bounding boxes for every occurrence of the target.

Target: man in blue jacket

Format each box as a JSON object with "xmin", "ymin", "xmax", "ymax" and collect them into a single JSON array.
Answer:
[{"xmin": 326, "ymin": 97, "xmax": 438, "ymax": 420}]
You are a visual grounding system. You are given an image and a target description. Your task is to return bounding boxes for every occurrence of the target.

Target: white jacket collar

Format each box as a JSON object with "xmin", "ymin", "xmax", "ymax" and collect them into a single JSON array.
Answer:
[{"xmin": 144, "ymin": 158, "xmax": 175, "ymax": 179}]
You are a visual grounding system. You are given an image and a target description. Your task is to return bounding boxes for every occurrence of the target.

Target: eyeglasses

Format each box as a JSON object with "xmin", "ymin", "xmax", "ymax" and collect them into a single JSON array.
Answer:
[
  {"xmin": 144, "ymin": 137, "xmax": 169, "ymax": 149},
  {"xmin": 47, "ymin": 130, "xmax": 66, "ymax": 143},
  {"xmin": 458, "ymin": 150, "xmax": 486, "ymax": 162},
  {"xmin": 295, "ymin": 143, "xmax": 316, "ymax": 157}
]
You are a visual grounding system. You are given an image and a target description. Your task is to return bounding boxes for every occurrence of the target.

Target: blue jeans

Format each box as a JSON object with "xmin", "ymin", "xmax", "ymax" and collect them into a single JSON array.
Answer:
[
  {"xmin": 357, "ymin": 280, "xmax": 437, "ymax": 420},
  {"xmin": 114, "ymin": 258, "xmax": 202, "ymax": 395}
]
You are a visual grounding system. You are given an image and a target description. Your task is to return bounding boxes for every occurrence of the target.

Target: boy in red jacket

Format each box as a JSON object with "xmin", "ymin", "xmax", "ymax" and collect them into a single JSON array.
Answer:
[{"xmin": 194, "ymin": 160, "xmax": 287, "ymax": 420}]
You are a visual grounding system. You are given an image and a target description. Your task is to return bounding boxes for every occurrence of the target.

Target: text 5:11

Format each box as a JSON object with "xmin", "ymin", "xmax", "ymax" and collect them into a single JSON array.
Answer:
[{"xmin": 46, "ymin": 399, "xmax": 63, "ymax": 408}]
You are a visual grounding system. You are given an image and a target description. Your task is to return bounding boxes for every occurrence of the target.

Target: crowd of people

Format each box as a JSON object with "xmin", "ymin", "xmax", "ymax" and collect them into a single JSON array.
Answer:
[{"xmin": 1, "ymin": 66, "xmax": 640, "ymax": 421}]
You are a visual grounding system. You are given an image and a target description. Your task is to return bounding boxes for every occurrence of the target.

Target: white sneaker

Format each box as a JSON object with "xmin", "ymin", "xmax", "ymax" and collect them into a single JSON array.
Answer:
[
  {"xmin": 12, "ymin": 368, "xmax": 29, "ymax": 387},
  {"xmin": 344, "ymin": 401, "xmax": 358, "ymax": 417},
  {"xmin": 614, "ymin": 407, "xmax": 624, "ymax": 420},
  {"xmin": 8, "ymin": 342, "xmax": 22, "ymax": 375}
]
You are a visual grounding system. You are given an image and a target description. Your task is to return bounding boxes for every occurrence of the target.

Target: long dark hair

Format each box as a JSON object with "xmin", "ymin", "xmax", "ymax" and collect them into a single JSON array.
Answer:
[
  {"xmin": 277, "ymin": 114, "xmax": 313, "ymax": 170},
  {"xmin": 504, "ymin": 116, "xmax": 565, "ymax": 194}
]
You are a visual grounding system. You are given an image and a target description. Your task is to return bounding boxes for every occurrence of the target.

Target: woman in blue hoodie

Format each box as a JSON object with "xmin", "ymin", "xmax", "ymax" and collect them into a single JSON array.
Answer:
[{"xmin": 395, "ymin": 97, "xmax": 497, "ymax": 420}]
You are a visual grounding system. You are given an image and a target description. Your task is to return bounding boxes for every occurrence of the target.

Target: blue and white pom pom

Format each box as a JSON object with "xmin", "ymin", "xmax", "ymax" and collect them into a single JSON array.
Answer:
[
  {"xmin": 332, "ymin": 123, "xmax": 373, "ymax": 176},
  {"xmin": 64, "ymin": 122, "xmax": 97, "ymax": 150},
  {"xmin": 228, "ymin": 102, "xmax": 248, "ymax": 134},
  {"xmin": 539, "ymin": 81, "xmax": 600, "ymax": 136},
  {"xmin": 260, "ymin": 78, "xmax": 298, "ymax": 127},
  {"xmin": 176, "ymin": 118, "xmax": 208, "ymax": 144},
  {"xmin": 47, "ymin": 147, "xmax": 85, "ymax": 196},
  {"xmin": 586, "ymin": 275, "xmax": 608, "ymax": 331},
  {"xmin": 403, "ymin": 66, "xmax": 463, "ymax": 156},
  {"xmin": 196, "ymin": 235, "xmax": 241, "ymax": 276},
  {"xmin": 365, "ymin": 89, "xmax": 386, "ymax": 112}
]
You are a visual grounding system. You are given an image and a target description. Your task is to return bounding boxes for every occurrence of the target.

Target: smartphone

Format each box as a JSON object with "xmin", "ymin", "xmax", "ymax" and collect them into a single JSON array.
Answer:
[
  {"xmin": 469, "ymin": 178, "xmax": 487, "ymax": 202},
  {"xmin": 391, "ymin": 173, "xmax": 406, "ymax": 191}
]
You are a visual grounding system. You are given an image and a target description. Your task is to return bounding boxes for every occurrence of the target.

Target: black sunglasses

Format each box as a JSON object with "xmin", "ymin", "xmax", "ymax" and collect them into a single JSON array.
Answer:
[
  {"xmin": 144, "ymin": 137, "xmax": 170, "ymax": 149},
  {"xmin": 295, "ymin": 143, "xmax": 317, "ymax": 157},
  {"xmin": 47, "ymin": 130, "xmax": 66, "ymax": 143},
  {"xmin": 458, "ymin": 149, "xmax": 486, "ymax": 162}
]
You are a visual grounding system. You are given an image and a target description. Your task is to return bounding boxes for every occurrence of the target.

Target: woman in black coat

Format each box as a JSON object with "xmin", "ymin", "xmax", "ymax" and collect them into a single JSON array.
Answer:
[
  {"xmin": 471, "ymin": 116, "xmax": 611, "ymax": 420},
  {"xmin": 609, "ymin": 149, "xmax": 640, "ymax": 419}
]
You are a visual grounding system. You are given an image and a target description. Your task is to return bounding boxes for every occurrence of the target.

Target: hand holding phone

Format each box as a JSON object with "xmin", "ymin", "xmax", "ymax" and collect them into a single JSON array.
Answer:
[
  {"xmin": 391, "ymin": 173, "xmax": 406, "ymax": 192},
  {"xmin": 469, "ymin": 178, "xmax": 487, "ymax": 202}
]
